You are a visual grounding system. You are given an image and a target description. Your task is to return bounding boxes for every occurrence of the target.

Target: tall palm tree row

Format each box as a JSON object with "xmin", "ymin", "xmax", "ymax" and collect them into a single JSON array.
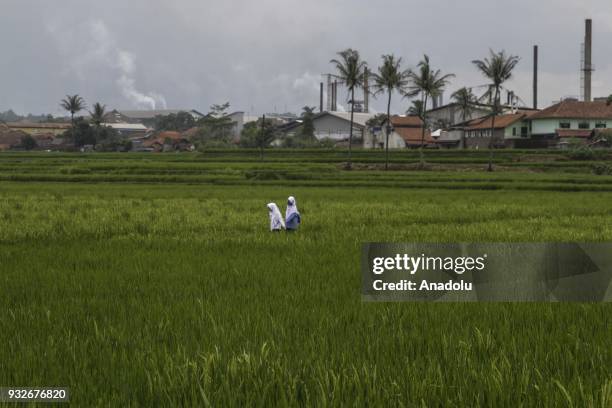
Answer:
[
  {"xmin": 60, "ymin": 94, "xmax": 86, "ymax": 129},
  {"xmin": 371, "ymin": 54, "xmax": 410, "ymax": 170},
  {"xmin": 406, "ymin": 55, "xmax": 454, "ymax": 167},
  {"xmin": 472, "ymin": 50, "xmax": 520, "ymax": 171},
  {"xmin": 330, "ymin": 49, "xmax": 368, "ymax": 169}
]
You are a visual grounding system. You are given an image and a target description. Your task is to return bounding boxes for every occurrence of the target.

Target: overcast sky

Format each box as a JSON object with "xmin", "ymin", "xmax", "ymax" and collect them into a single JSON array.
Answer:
[{"xmin": 1, "ymin": 0, "xmax": 611, "ymax": 116}]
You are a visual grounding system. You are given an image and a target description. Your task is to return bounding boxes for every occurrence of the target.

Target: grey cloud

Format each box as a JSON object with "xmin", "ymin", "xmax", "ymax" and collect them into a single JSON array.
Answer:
[{"xmin": 0, "ymin": 0, "xmax": 611, "ymax": 116}]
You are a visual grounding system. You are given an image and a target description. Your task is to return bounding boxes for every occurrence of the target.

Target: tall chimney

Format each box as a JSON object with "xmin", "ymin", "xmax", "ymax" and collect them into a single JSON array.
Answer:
[
  {"xmin": 584, "ymin": 19, "xmax": 592, "ymax": 102},
  {"xmin": 533, "ymin": 45, "xmax": 538, "ymax": 109},
  {"xmin": 326, "ymin": 74, "xmax": 332, "ymax": 111},
  {"xmin": 332, "ymin": 80, "xmax": 338, "ymax": 111},
  {"xmin": 363, "ymin": 68, "xmax": 369, "ymax": 113},
  {"xmin": 320, "ymin": 82, "xmax": 324, "ymax": 112}
]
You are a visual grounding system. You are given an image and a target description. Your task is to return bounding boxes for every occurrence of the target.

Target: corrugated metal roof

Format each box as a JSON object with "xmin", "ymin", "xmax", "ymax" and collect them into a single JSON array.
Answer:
[
  {"xmin": 102, "ymin": 123, "xmax": 149, "ymax": 131},
  {"xmin": 464, "ymin": 113, "xmax": 530, "ymax": 130}
]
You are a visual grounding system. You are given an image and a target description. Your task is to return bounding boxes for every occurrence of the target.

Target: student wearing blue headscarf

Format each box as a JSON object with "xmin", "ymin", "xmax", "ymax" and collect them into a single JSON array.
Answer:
[{"xmin": 285, "ymin": 196, "xmax": 301, "ymax": 231}]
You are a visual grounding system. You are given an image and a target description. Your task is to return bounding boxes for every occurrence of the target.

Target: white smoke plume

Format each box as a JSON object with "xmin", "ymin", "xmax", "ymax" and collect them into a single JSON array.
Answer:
[
  {"xmin": 49, "ymin": 20, "xmax": 166, "ymax": 110},
  {"xmin": 113, "ymin": 48, "xmax": 167, "ymax": 109}
]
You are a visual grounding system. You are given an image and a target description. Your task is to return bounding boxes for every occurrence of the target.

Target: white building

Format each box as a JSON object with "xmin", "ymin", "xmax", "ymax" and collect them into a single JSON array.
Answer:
[{"xmin": 281, "ymin": 111, "xmax": 376, "ymax": 142}]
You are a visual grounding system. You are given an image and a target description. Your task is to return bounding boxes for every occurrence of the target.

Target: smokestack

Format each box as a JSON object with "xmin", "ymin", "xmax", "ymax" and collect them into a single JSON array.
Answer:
[
  {"xmin": 533, "ymin": 45, "xmax": 538, "ymax": 109},
  {"xmin": 584, "ymin": 19, "xmax": 592, "ymax": 102},
  {"xmin": 326, "ymin": 74, "xmax": 332, "ymax": 111},
  {"xmin": 333, "ymin": 80, "xmax": 338, "ymax": 111},
  {"xmin": 320, "ymin": 82, "xmax": 324, "ymax": 112},
  {"xmin": 363, "ymin": 68, "xmax": 369, "ymax": 113}
]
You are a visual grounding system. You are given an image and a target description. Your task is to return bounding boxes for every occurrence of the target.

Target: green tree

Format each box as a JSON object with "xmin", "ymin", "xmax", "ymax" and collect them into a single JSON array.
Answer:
[
  {"xmin": 406, "ymin": 55, "xmax": 454, "ymax": 166},
  {"xmin": 88, "ymin": 102, "xmax": 107, "ymax": 148},
  {"xmin": 299, "ymin": 106, "xmax": 316, "ymax": 141},
  {"xmin": 89, "ymin": 103, "xmax": 106, "ymax": 127},
  {"xmin": 607, "ymin": 95, "xmax": 612, "ymax": 106},
  {"xmin": 60, "ymin": 95, "xmax": 86, "ymax": 132},
  {"xmin": 155, "ymin": 111, "xmax": 196, "ymax": 132},
  {"xmin": 407, "ymin": 100, "xmax": 425, "ymax": 117},
  {"xmin": 472, "ymin": 50, "xmax": 520, "ymax": 171},
  {"xmin": 451, "ymin": 87, "xmax": 477, "ymax": 149},
  {"xmin": 21, "ymin": 134, "xmax": 37, "ymax": 150},
  {"xmin": 63, "ymin": 119, "xmax": 96, "ymax": 148},
  {"xmin": 372, "ymin": 54, "xmax": 410, "ymax": 170},
  {"xmin": 330, "ymin": 48, "xmax": 367, "ymax": 169},
  {"xmin": 63, "ymin": 119, "xmax": 119, "ymax": 149},
  {"xmin": 451, "ymin": 87, "xmax": 477, "ymax": 123},
  {"xmin": 256, "ymin": 116, "xmax": 277, "ymax": 160},
  {"xmin": 0, "ymin": 109, "xmax": 21, "ymax": 122},
  {"xmin": 197, "ymin": 103, "xmax": 234, "ymax": 144},
  {"xmin": 240, "ymin": 116, "xmax": 276, "ymax": 159}
]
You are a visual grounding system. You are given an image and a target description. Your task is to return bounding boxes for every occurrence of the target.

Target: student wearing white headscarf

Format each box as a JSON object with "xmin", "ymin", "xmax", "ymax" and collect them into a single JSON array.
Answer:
[
  {"xmin": 285, "ymin": 196, "xmax": 301, "ymax": 231},
  {"xmin": 267, "ymin": 203, "xmax": 285, "ymax": 232}
]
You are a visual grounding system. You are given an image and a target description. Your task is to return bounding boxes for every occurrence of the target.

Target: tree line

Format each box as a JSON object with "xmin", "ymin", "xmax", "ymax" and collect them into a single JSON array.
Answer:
[
  {"xmin": 55, "ymin": 47, "xmax": 524, "ymax": 167},
  {"xmin": 331, "ymin": 48, "xmax": 520, "ymax": 171}
]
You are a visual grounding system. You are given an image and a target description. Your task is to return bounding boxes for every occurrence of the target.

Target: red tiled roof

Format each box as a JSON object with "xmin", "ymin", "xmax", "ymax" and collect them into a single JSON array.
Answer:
[
  {"xmin": 530, "ymin": 100, "xmax": 612, "ymax": 119},
  {"xmin": 396, "ymin": 127, "xmax": 433, "ymax": 145},
  {"xmin": 464, "ymin": 113, "xmax": 528, "ymax": 130},
  {"xmin": 143, "ymin": 131, "xmax": 190, "ymax": 147},
  {"xmin": 556, "ymin": 129, "xmax": 592, "ymax": 138},
  {"xmin": 390, "ymin": 115, "xmax": 423, "ymax": 127}
]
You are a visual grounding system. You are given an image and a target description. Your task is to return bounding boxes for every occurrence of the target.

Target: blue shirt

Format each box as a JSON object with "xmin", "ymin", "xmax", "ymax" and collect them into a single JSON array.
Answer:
[{"xmin": 286, "ymin": 212, "xmax": 301, "ymax": 230}]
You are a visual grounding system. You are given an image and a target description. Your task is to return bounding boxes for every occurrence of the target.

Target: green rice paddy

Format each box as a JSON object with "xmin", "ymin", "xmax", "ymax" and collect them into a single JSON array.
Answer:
[{"xmin": 0, "ymin": 150, "xmax": 610, "ymax": 406}]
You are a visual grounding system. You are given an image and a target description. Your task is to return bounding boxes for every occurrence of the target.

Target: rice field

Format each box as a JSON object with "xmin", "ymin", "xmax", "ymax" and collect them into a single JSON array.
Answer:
[{"xmin": 0, "ymin": 151, "xmax": 610, "ymax": 406}]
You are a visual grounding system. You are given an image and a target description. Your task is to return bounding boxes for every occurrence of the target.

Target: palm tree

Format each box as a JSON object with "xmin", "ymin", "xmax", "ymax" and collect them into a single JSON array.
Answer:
[
  {"xmin": 89, "ymin": 102, "xmax": 106, "ymax": 128},
  {"xmin": 406, "ymin": 55, "xmax": 454, "ymax": 167},
  {"xmin": 407, "ymin": 100, "xmax": 425, "ymax": 117},
  {"xmin": 60, "ymin": 94, "xmax": 86, "ymax": 129},
  {"xmin": 372, "ymin": 54, "xmax": 410, "ymax": 170},
  {"xmin": 300, "ymin": 106, "xmax": 317, "ymax": 142},
  {"xmin": 330, "ymin": 49, "xmax": 367, "ymax": 169},
  {"xmin": 472, "ymin": 50, "xmax": 520, "ymax": 171},
  {"xmin": 451, "ymin": 87, "xmax": 477, "ymax": 123},
  {"xmin": 451, "ymin": 87, "xmax": 477, "ymax": 148}
]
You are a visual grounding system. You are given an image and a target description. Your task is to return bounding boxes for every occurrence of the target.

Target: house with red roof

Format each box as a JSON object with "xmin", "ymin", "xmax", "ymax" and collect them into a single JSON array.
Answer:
[
  {"xmin": 365, "ymin": 115, "xmax": 434, "ymax": 149},
  {"xmin": 528, "ymin": 99, "xmax": 612, "ymax": 146},
  {"xmin": 462, "ymin": 111, "xmax": 536, "ymax": 148}
]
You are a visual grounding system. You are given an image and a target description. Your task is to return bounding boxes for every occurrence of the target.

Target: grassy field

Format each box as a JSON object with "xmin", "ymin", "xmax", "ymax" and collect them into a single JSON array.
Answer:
[{"xmin": 0, "ymin": 151, "xmax": 611, "ymax": 406}]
